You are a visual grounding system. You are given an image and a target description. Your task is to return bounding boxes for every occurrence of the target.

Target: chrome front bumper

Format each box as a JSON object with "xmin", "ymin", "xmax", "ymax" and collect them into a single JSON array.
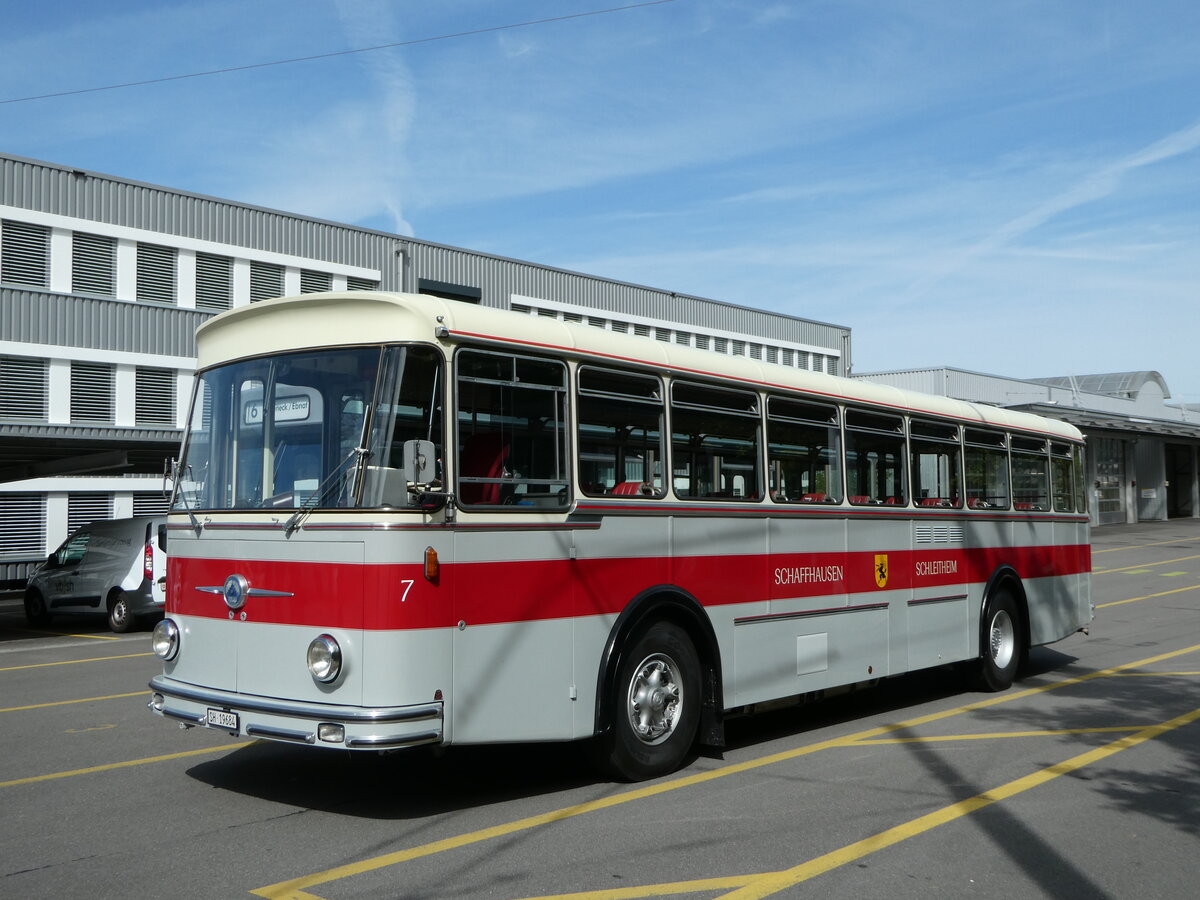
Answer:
[{"xmin": 148, "ymin": 675, "xmax": 443, "ymax": 749}]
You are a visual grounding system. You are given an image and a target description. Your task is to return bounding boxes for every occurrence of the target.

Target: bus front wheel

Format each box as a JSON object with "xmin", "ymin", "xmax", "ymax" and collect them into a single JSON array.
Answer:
[
  {"xmin": 975, "ymin": 588, "xmax": 1022, "ymax": 692},
  {"xmin": 601, "ymin": 621, "xmax": 701, "ymax": 781}
]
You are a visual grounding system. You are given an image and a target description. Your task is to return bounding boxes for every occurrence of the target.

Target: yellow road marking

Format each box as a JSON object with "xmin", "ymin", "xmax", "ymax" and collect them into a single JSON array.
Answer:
[
  {"xmin": 0, "ymin": 742, "xmax": 246, "ymax": 789},
  {"xmin": 6, "ymin": 626, "xmax": 121, "ymax": 641},
  {"xmin": 850, "ymin": 725, "xmax": 1142, "ymax": 745},
  {"xmin": 0, "ymin": 652, "xmax": 155, "ymax": 672},
  {"xmin": 1096, "ymin": 583, "xmax": 1200, "ymax": 609},
  {"xmin": 713, "ymin": 706, "xmax": 1200, "ymax": 899},
  {"xmin": 1093, "ymin": 553, "xmax": 1200, "ymax": 574},
  {"xmin": 251, "ymin": 642, "xmax": 1200, "ymax": 900},
  {"xmin": 1093, "ymin": 536, "xmax": 1200, "ymax": 553},
  {"xmin": 0, "ymin": 690, "xmax": 151, "ymax": 713}
]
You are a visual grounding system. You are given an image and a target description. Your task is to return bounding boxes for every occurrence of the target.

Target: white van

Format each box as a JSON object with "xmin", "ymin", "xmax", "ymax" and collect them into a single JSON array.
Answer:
[{"xmin": 24, "ymin": 516, "xmax": 167, "ymax": 633}]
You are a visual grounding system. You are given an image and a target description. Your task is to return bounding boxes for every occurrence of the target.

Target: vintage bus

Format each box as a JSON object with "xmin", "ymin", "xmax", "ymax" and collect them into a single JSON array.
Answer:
[{"xmin": 149, "ymin": 292, "xmax": 1092, "ymax": 780}]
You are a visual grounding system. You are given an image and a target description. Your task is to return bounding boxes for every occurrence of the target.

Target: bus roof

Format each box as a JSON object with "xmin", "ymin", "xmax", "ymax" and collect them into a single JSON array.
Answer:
[{"xmin": 195, "ymin": 291, "xmax": 1083, "ymax": 442}]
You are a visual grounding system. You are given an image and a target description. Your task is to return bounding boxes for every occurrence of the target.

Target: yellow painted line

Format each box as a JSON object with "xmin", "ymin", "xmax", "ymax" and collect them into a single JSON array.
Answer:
[
  {"xmin": 0, "ymin": 652, "xmax": 155, "ymax": 672},
  {"xmin": 1096, "ymin": 583, "xmax": 1200, "ymax": 609},
  {"xmin": 1093, "ymin": 553, "xmax": 1200, "ymax": 574},
  {"xmin": 849, "ymin": 725, "xmax": 1142, "ymax": 745},
  {"xmin": 1093, "ymin": 536, "xmax": 1200, "ymax": 553},
  {"xmin": 6, "ymin": 627, "xmax": 120, "ymax": 641},
  {"xmin": 1113, "ymin": 670, "xmax": 1200, "ymax": 678},
  {"xmin": 714, "ymin": 706, "xmax": 1200, "ymax": 899},
  {"xmin": 251, "ymin": 642, "xmax": 1200, "ymax": 900},
  {"xmin": 0, "ymin": 690, "xmax": 151, "ymax": 713},
  {"xmin": 522, "ymin": 873, "xmax": 767, "ymax": 899},
  {"xmin": 0, "ymin": 741, "xmax": 247, "ymax": 789}
]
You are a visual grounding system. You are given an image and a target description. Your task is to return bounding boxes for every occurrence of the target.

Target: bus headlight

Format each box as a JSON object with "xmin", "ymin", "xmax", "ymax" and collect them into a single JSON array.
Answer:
[
  {"xmin": 306, "ymin": 634, "xmax": 342, "ymax": 683},
  {"xmin": 152, "ymin": 618, "xmax": 180, "ymax": 661}
]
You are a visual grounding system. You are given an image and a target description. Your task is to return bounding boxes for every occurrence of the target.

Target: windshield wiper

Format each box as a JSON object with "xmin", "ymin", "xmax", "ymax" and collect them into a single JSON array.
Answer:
[
  {"xmin": 283, "ymin": 446, "xmax": 369, "ymax": 537},
  {"xmin": 168, "ymin": 458, "xmax": 204, "ymax": 536}
]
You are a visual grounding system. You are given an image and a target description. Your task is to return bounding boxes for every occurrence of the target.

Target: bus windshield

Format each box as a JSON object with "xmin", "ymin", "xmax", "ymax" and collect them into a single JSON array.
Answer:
[{"xmin": 173, "ymin": 344, "xmax": 443, "ymax": 511}]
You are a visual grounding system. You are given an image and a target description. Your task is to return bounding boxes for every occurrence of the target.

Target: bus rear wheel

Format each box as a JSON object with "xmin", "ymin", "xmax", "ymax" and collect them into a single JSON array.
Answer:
[
  {"xmin": 601, "ymin": 621, "xmax": 700, "ymax": 781},
  {"xmin": 975, "ymin": 588, "xmax": 1022, "ymax": 691}
]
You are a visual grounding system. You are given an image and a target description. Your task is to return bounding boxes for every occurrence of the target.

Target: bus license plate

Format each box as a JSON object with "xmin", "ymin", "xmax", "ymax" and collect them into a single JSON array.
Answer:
[{"xmin": 206, "ymin": 708, "xmax": 239, "ymax": 730}]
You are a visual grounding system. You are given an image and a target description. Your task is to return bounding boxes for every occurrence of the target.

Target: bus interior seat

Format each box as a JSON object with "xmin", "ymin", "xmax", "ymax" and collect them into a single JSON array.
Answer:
[{"xmin": 459, "ymin": 433, "xmax": 509, "ymax": 505}]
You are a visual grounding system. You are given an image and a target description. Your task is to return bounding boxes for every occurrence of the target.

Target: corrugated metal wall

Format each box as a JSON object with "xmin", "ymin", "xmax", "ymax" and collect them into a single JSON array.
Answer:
[
  {"xmin": 3, "ymin": 153, "xmax": 849, "ymax": 354},
  {"xmin": 0, "ymin": 287, "xmax": 206, "ymax": 356}
]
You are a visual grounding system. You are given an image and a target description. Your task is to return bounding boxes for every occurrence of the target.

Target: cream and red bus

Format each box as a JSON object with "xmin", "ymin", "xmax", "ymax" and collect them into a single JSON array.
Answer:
[{"xmin": 149, "ymin": 292, "xmax": 1092, "ymax": 780}]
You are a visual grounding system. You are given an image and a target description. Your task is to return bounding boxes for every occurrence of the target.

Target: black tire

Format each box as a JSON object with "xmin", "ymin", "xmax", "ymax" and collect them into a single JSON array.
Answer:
[
  {"xmin": 24, "ymin": 588, "xmax": 52, "ymax": 628},
  {"xmin": 107, "ymin": 590, "xmax": 135, "ymax": 633},
  {"xmin": 975, "ymin": 588, "xmax": 1022, "ymax": 691},
  {"xmin": 599, "ymin": 621, "xmax": 701, "ymax": 781}
]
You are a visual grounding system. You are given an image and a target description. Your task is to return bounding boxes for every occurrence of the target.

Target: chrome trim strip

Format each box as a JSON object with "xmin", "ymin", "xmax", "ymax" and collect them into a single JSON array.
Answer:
[
  {"xmin": 735, "ymin": 601, "xmax": 890, "ymax": 626},
  {"xmin": 194, "ymin": 585, "xmax": 295, "ymax": 598},
  {"xmin": 246, "ymin": 725, "xmax": 316, "ymax": 744},
  {"xmin": 345, "ymin": 731, "xmax": 441, "ymax": 749},
  {"xmin": 908, "ymin": 593, "xmax": 969, "ymax": 606},
  {"xmin": 149, "ymin": 676, "xmax": 442, "ymax": 724}
]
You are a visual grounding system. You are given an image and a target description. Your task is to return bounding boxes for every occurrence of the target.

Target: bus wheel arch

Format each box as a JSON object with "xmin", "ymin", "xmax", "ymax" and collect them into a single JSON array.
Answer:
[
  {"xmin": 975, "ymin": 568, "xmax": 1029, "ymax": 691},
  {"xmin": 594, "ymin": 586, "xmax": 723, "ymax": 779}
]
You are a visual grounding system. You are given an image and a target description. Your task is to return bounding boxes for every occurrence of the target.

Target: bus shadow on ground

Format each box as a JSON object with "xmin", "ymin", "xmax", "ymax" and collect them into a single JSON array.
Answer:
[
  {"xmin": 185, "ymin": 737, "xmax": 604, "ymax": 819},
  {"xmin": 183, "ymin": 648, "xmax": 1083, "ymax": 819}
]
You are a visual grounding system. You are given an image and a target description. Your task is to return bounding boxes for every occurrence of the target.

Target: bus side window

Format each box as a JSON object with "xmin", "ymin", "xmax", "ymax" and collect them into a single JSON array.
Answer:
[
  {"xmin": 456, "ymin": 350, "xmax": 569, "ymax": 508},
  {"xmin": 845, "ymin": 410, "xmax": 906, "ymax": 506},
  {"xmin": 766, "ymin": 397, "xmax": 841, "ymax": 503},
  {"xmin": 577, "ymin": 367, "xmax": 665, "ymax": 498},
  {"xmin": 671, "ymin": 382, "xmax": 761, "ymax": 501},
  {"xmin": 964, "ymin": 428, "xmax": 1010, "ymax": 509}
]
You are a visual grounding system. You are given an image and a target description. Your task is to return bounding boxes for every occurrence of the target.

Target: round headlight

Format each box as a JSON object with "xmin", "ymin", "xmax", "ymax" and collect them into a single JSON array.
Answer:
[
  {"xmin": 307, "ymin": 634, "xmax": 342, "ymax": 683},
  {"xmin": 152, "ymin": 618, "xmax": 180, "ymax": 661}
]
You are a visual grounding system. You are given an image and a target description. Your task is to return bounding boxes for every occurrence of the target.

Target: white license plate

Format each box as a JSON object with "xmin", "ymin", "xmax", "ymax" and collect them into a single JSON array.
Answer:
[{"xmin": 206, "ymin": 708, "xmax": 239, "ymax": 730}]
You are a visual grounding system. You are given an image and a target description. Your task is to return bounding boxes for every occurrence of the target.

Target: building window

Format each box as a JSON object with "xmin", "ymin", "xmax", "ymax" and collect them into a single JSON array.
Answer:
[
  {"xmin": 136, "ymin": 243, "xmax": 176, "ymax": 304},
  {"xmin": 0, "ymin": 494, "xmax": 45, "ymax": 557},
  {"xmin": 250, "ymin": 261, "xmax": 284, "ymax": 302},
  {"xmin": 0, "ymin": 356, "xmax": 48, "ymax": 421},
  {"xmin": 300, "ymin": 269, "xmax": 332, "ymax": 293},
  {"xmin": 418, "ymin": 278, "xmax": 481, "ymax": 303},
  {"xmin": 72, "ymin": 232, "xmax": 116, "ymax": 297},
  {"xmin": 68, "ymin": 493, "xmax": 111, "ymax": 534},
  {"xmin": 195, "ymin": 252, "xmax": 233, "ymax": 311},
  {"xmin": 71, "ymin": 362, "xmax": 115, "ymax": 424},
  {"xmin": 347, "ymin": 276, "xmax": 378, "ymax": 292},
  {"xmin": 136, "ymin": 367, "xmax": 176, "ymax": 426},
  {"xmin": 1, "ymin": 220, "xmax": 50, "ymax": 288}
]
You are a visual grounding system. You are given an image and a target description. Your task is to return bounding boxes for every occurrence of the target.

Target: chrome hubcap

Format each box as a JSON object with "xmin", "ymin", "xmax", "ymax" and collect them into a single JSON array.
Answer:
[
  {"xmin": 989, "ymin": 609, "xmax": 1015, "ymax": 669},
  {"xmin": 627, "ymin": 653, "xmax": 682, "ymax": 746}
]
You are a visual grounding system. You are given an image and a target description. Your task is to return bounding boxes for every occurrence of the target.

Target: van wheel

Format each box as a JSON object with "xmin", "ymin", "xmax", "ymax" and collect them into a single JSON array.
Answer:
[
  {"xmin": 24, "ymin": 589, "xmax": 52, "ymax": 627},
  {"xmin": 600, "ymin": 621, "xmax": 700, "ymax": 781},
  {"xmin": 975, "ymin": 588, "xmax": 1022, "ymax": 691},
  {"xmin": 107, "ymin": 591, "xmax": 135, "ymax": 633}
]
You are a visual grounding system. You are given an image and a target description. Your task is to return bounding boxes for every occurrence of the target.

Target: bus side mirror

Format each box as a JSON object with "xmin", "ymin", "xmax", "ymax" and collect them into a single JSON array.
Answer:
[{"xmin": 403, "ymin": 439, "xmax": 437, "ymax": 486}]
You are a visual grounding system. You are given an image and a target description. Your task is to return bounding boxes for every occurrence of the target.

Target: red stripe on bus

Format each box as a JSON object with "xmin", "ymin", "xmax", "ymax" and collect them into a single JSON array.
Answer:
[{"xmin": 168, "ymin": 543, "xmax": 1089, "ymax": 630}]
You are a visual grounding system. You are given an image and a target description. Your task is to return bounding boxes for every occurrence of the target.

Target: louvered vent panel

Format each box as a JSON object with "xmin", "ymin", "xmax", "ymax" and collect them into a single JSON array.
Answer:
[
  {"xmin": 0, "ymin": 494, "xmax": 45, "ymax": 556},
  {"xmin": 0, "ymin": 356, "xmax": 48, "ymax": 421},
  {"xmin": 1, "ymin": 220, "xmax": 50, "ymax": 287},
  {"xmin": 914, "ymin": 524, "xmax": 965, "ymax": 544},
  {"xmin": 346, "ymin": 276, "xmax": 377, "ymax": 292},
  {"xmin": 610, "ymin": 321, "xmax": 629, "ymax": 334},
  {"xmin": 299, "ymin": 269, "xmax": 332, "ymax": 293},
  {"xmin": 133, "ymin": 492, "xmax": 170, "ymax": 516},
  {"xmin": 71, "ymin": 363, "xmax": 114, "ymax": 424},
  {"xmin": 136, "ymin": 367, "xmax": 175, "ymax": 426},
  {"xmin": 136, "ymin": 243, "xmax": 176, "ymax": 304},
  {"xmin": 250, "ymin": 261, "xmax": 283, "ymax": 302},
  {"xmin": 68, "ymin": 494, "xmax": 111, "ymax": 533},
  {"xmin": 195, "ymin": 253, "xmax": 232, "ymax": 310},
  {"xmin": 71, "ymin": 232, "xmax": 116, "ymax": 296}
]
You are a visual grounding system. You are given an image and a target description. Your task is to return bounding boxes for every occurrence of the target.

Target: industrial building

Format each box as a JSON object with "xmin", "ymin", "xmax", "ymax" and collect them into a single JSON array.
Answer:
[
  {"xmin": 0, "ymin": 153, "xmax": 849, "ymax": 583},
  {"xmin": 3, "ymin": 153, "xmax": 1198, "ymax": 584}
]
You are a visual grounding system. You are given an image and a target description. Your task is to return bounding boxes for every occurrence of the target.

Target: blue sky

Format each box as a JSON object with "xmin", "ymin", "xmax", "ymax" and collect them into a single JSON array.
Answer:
[{"xmin": 3, "ymin": 1, "xmax": 1199, "ymax": 403}]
